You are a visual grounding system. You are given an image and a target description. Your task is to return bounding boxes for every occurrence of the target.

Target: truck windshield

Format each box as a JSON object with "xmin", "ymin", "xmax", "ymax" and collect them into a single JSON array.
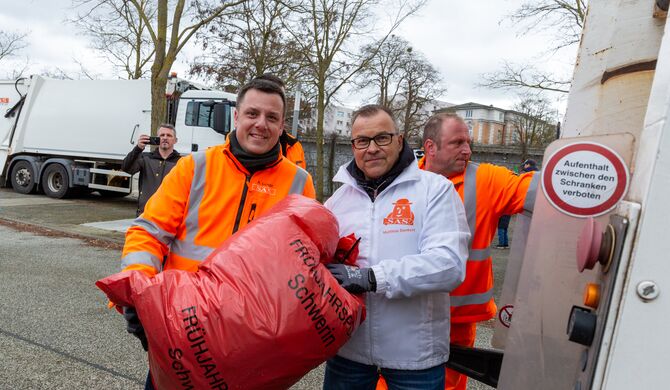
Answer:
[{"xmin": 185, "ymin": 102, "xmax": 214, "ymax": 127}]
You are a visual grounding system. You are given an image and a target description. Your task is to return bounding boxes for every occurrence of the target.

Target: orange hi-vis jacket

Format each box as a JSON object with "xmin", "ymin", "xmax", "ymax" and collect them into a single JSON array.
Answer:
[
  {"xmin": 121, "ymin": 140, "xmax": 316, "ymax": 277},
  {"xmin": 419, "ymin": 158, "xmax": 538, "ymax": 323},
  {"xmin": 280, "ymin": 131, "xmax": 306, "ymax": 169}
]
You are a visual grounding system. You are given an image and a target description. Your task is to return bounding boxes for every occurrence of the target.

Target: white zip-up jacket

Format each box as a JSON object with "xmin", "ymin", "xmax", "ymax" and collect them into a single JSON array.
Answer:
[{"xmin": 325, "ymin": 161, "xmax": 470, "ymax": 370}]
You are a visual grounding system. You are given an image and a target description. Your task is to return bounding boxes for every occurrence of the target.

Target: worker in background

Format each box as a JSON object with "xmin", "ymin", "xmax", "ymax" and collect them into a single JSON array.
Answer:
[
  {"xmin": 324, "ymin": 104, "xmax": 469, "ymax": 389},
  {"xmin": 421, "ymin": 112, "xmax": 538, "ymax": 390},
  {"xmin": 521, "ymin": 158, "xmax": 539, "ymax": 173},
  {"xmin": 120, "ymin": 77, "xmax": 315, "ymax": 390},
  {"xmin": 121, "ymin": 124, "xmax": 181, "ymax": 216},
  {"xmin": 255, "ymin": 73, "xmax": 307, "ymax": 168}
]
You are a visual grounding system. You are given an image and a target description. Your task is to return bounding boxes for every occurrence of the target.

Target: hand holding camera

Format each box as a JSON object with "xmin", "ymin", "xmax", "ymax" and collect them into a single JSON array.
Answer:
[{"xmin": 137, "ymin": 134, "xmax": 160, "ymax": 150}]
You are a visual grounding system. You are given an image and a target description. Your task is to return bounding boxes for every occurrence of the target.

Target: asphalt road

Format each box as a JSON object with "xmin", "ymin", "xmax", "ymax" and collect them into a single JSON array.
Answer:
[
  {"xmin": 0, "ymin": 225, "xmax": 146, "ymax": 389},
  {"xmin": 0, "ymin": 188, "xmax": 506, "ymax": 389}
]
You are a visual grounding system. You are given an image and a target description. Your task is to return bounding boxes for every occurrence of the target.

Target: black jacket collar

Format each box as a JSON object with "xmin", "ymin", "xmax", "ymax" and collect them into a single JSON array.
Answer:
[
  {"xmin": 229, "ymin": 130, "xmax": 281, "ymax": 175},
  {"xmin": 149, "ymin": 148, "xmax": 180, "ymax": 161},
  {"xmin": 346, "ymin": 139, "xmax": 415, "ymax": 201}
]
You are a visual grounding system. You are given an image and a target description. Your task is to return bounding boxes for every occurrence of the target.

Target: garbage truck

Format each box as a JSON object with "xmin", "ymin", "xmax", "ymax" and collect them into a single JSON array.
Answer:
[
  {"xmin": 447, "ymin": 0, "xmax": 670, "ymax": 389},
  {"xmin": 0, "ymin": 74, "xmax": 236, "ymax": 198}
]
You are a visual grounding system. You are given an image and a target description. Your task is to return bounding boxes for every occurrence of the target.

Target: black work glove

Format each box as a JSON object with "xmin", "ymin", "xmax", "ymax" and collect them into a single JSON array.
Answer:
[
  {"xmin": 123, "ymin": 306, "xmax": 148, "ymax": 351},
  {"xmin": 326, "ymin": 263, "xmax": 376, "ymax": 294}
]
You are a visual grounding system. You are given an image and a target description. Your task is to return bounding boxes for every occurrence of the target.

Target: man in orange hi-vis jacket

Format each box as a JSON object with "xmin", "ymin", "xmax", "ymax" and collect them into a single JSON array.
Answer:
[
  {"xmin": 423, "ymin": 113, "xmax": 538, "ymax": 390},
  {"xmin": 377, "ymin": 112, "xmax": 539, "ymax": 390},
  {"xmin": 120, "ymin": 77, "xmax": 315, "ymax": 390},
  {"xmin": 280, "ymin": 130, "xmax": 307, "ymax": 169}
]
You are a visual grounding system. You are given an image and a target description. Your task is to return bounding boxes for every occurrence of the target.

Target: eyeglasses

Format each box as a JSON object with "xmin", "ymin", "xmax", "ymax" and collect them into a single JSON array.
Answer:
[{"xmin": 351, "ymin": 132, "xmax": 396, "ymax": 149}]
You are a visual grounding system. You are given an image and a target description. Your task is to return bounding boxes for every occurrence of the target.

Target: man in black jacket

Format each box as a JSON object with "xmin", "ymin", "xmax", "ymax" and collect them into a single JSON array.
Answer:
[{"xmin": 122, "ymin": 124, "xmax": 181, "ymax": 216}]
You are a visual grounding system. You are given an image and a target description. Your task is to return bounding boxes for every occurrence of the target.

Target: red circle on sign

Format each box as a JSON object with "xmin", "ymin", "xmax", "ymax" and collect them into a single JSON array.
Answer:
[
  {"xmin": 542, "ymin": 143, "xmax": 628, "ymax": 217},
  {"xmin": 498, "ymin": 305, "xmax": 513, "ymax": 328}
]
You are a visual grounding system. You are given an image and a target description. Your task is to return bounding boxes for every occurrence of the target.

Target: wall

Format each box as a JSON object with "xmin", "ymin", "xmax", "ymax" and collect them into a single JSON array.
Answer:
[{"xmin": 299, "ymin": 136, "xmax": 545, "ymax": 197}]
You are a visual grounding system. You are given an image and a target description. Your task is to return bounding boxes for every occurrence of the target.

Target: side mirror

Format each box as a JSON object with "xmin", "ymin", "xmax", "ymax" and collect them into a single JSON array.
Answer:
[{"xmin": 213, "ymin": 102, "xmax": 234, "ymax": 135}]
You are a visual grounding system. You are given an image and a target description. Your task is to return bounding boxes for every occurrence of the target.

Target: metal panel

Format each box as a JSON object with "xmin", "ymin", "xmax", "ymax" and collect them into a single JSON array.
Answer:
[
  {"xmin": 598, "ymin": 9, "xmax": 670, "ymax": 388},
  {"xmin": 15, "ymin": 76, "xmax": 151, "ymax": 161},
  {"xmin": 87, "ymin": 183, "xmax": 130, "ymax": 193},
  {"xmin": 497, "ymin": 134, "xmax": 635, "ymax": 390}
]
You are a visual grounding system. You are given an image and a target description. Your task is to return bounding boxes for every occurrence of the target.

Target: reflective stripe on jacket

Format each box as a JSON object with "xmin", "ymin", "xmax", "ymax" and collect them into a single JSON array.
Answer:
[
  {"xmin": 419, "ymin": 158, "xmax": 538, "ymax": 323},
  {"xmin": 121, "ymin": 140, "xmax": 316, "ymax": 276}
]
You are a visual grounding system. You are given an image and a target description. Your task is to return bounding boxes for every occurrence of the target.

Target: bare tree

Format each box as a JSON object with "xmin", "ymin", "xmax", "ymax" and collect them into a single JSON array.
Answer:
[
  {"xmin": 190, "ymin": 0, "xmax": 304, "ymax": 93},
  {"xmin": 508, "ymin": 94, "xmax": 558, "ymax": 160},
  {"xmin": 285, "ymin": 0, "xmax": 425, "ymax": 200},
  {"xmin": 509, "ymin": 0, "xmax": 587, "ymax": 50},
  {"xmin": 357, "ymin": 35, "xmax": 411, "ymax": 107},
  {"xmin": 123, "ymin": 0, "xmax": 247, "ymax": 133},
  {"xmin": 395, "ymin": 53, "xmax": 444, "ymax": 140},
  {"xmin": 358, "ymin": 36, "xmax": 444, "ymax": 143},
  {"xmin": 71, "ymin": 0, "xmax": 155, "ymax": 79},
  {"xmin": 481, "ymin": 0, "xmax": 587, "ymax": 94},
  {"xmin": 0, "ymin": 30, "xmax": 28, "ymax": 62},
  {"xmin": 481, "ymin": 61, "xmax": 571, "ymax": 94}
]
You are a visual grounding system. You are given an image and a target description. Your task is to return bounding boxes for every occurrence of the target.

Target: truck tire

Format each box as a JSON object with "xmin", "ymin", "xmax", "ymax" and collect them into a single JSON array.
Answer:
[
  {"xmin": 10, "ymin": 160, "xmax": 38, "ymax": 194},
  {"xmin": 41, "ymin": 163, "xmax": 71, "ymax": 199}
]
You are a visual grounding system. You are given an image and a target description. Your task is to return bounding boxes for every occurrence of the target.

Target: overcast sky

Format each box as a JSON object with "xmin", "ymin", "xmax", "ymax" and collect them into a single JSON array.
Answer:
[{"xmin": 1, "ymin": 0, "xmax": 578, "ymax": 112}]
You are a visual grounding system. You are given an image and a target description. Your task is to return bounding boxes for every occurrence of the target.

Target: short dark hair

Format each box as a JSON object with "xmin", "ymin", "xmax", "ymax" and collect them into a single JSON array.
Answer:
[
  {"xmin": 237, "ymin": 78, "xmax": 286, "ymax": 112},
  {"xmin": 422, "ymin": 112, "xmax": 464, "ymax": 148},
  {"xmin": 158, "ymin": 123, "xmax": 176, "ymax": 136},
  {"xmin": 351, "ymin": 104, "xmax": 397, "ymax": 132},
  {"xmin": 255, "ymin": 73, "xmax": 285, "ymax": 90}
]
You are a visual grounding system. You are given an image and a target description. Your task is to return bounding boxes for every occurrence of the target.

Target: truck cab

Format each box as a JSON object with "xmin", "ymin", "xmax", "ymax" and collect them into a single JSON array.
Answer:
[{"xmin": 172, "ymin": 89, "xmax": 237, "ymax": 154}]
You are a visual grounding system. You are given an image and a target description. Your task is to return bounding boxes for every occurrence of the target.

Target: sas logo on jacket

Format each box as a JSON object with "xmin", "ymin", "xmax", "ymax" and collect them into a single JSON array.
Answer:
[
  {"xmin": 383, "ymin": 198, "xmax": 414, "ymax": 226},
  {"xmin": 251, "ymin": 182, "xmax": 277, "ymax": 195}
]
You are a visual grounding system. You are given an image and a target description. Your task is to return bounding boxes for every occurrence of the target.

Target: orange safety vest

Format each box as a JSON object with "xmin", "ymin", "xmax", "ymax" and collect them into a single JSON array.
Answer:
[
  {"xmin": 281, "ymin": 131, "xmax": 306, "ymax": 169},
  {"xmin": 419, "ymin": 158, "xmax": 538, "ymax": 323},
  {"xmin": 121, "ymin": 140, "xmax": 316, "ymax": 277}
]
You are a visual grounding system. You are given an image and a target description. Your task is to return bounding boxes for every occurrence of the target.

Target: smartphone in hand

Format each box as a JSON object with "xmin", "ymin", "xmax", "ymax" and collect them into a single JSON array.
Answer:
[{"xmin": 149, "ymin": 136, "xmax": 160, "ymax": 145}]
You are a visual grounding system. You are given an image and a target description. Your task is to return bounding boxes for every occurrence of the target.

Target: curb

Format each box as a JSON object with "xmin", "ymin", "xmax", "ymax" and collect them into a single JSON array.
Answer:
[{"xmin": 0, "ymin": 217, "xmax": 124, "ymax": 251}]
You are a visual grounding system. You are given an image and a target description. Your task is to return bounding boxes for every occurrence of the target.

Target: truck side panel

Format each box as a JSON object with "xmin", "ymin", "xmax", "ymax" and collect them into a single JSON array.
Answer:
[{"xmin": 13, "ymin": 76, "xmax": 151, "ymax": 162}]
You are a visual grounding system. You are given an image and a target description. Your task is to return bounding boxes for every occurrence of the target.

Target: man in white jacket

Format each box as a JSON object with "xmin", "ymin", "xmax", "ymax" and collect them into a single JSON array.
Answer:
[{"xmin": 323, "ymin": 104, "xmax": 470, "ymax": 390}]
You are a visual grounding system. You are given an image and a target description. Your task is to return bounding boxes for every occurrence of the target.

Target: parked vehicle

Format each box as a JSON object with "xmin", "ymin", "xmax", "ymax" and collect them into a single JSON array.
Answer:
[{"xmin": 0, "ymin": 74, "xmax": 235, "ymax": 198}]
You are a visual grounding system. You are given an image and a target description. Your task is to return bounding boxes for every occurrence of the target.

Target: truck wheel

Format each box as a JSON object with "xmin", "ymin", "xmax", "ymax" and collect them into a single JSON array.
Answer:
[
  {"xmin": 41, "ymin": 164, "xmax": 71, "ymax": 199},
  {"xmin": 10, "ymin": 160, "xmax": 37, "ymax": 194}
]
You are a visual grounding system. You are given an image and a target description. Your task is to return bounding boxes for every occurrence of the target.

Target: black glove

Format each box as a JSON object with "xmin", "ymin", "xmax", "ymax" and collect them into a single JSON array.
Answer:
[
  {"xmin": 326, "ymin": 263, "xmax": 376, "ymax": 294},
  {"xmin": 123, "ymin": 306, "xmax": 148, "ymax": 351}
]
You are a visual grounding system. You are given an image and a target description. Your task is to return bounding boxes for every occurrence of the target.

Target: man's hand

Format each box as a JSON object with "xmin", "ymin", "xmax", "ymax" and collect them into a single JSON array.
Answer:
[
  {"xmin": 137, "ymin": 134, "xmax": 150, "ymax": 150},
  {"xmin": 326, "ymin": 263, "xmax": 376, "ymax": 294},
  {"xmin": 123, "ymin": 306, "xmax": 148, "ymax": 351}
]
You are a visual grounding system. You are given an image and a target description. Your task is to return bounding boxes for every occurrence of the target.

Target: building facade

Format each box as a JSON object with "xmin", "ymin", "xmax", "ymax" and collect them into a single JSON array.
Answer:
[
  {"xmin": 301, "ymin": 104, "xmax": 355, "ymax": 137},
  {"xmin": 438, "ymin": 102, "xmax": 522, "ymax": 146}
]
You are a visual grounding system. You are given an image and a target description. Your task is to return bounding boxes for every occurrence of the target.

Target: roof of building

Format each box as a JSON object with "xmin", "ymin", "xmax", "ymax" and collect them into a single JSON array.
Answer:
[{"xmin": 437, "ymin": 102, "xmax": 506, "ymax": 112}]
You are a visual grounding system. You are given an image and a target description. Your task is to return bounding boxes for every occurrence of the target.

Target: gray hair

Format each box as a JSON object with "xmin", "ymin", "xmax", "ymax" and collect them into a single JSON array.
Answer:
[
  {"xmin": 351, "ymin": 104, "xmax": 398, "ymax": 132},
  {"xmin": 158, "ymin": 123, "xmax": 176, "ymax": 136}
]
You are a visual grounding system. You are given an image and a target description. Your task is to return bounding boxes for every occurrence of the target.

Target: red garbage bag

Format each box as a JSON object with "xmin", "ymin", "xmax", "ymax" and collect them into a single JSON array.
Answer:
[{"xmin": 96, "ymin": 195, "xmax": 365, "ymax": 390}]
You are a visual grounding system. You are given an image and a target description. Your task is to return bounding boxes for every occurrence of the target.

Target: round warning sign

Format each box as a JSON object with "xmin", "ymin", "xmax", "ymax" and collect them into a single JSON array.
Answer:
[
  {"xmin": 498, "ymin": 305, "xmax": 513, "ymax": 328},
  {"xmin": 542, "ymin": 142, "xmax": 628, "ymax": 217}
]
